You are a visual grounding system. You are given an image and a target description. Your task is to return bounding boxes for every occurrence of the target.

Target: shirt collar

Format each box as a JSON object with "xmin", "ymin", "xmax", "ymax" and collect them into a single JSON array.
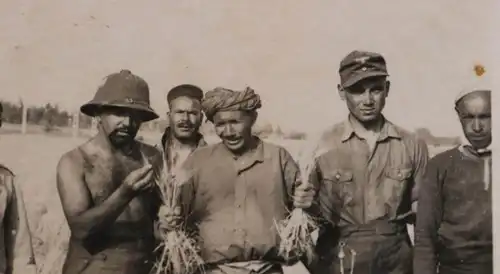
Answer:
[
  {"xmin": 161, "ymin": 126, "xmax": 206, "ymax": 150},
  {"xmin": 217, "ymin": 136, "xmax": 265, "ymax": 166},
  {"xmin": 341, "ymin": 115, "xmax": 401, "ymax": 142},
  {"xmin": 459, "ymin": 144, "xmax": 491, "ymax": 158}
]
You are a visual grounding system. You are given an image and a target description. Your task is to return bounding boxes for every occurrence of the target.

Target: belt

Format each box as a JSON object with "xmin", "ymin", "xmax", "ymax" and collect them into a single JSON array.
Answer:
[{"xmin": 338, "ymin": 221, "xmax": 406, "ymax": 237}]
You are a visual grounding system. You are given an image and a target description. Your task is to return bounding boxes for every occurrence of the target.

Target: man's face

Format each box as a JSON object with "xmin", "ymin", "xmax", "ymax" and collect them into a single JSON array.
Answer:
[
  {"xmin": 457, "ymin": 91, "xmax": 491, "ymax": 150},
  {"xmin": 98, "ymin": 107, "xmax": 142, "ymax": 148},
  {"xmin": 168, "ymin": 97, "xmax": 203, "ymax": 141},
  {"xmin": 213, "ymin": 110, "xmax": 255, "ymax": 154},
  {"xmin": 340, "ymin": 76, "xmax": 389, "ymax": 123}
]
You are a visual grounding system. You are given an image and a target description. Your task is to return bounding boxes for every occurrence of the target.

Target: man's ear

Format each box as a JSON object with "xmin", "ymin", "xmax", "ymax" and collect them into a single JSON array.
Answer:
[
  {"xmin": 385, "ymin": 80, "xmax": 391, "ymax": 97},
  {"xmin": 454, "ymin": 105, "xmax": 461, "ymax": 116},
  {"xmin": 250, "ymin": 111, "xmax": 258, "ymax": 126},
  {"xmin": 338, "ymin": 84, "xmax": 346, "ymax": 101}
]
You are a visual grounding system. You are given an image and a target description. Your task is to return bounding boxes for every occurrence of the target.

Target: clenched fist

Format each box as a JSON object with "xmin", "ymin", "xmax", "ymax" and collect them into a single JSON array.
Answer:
[
  {"xmin": 293, "ymin": 181, "xmax": 315, "ymax": 209},
  {"xmin": 157, "ymin": 205, "xmax": 182, "ymax": 232}
]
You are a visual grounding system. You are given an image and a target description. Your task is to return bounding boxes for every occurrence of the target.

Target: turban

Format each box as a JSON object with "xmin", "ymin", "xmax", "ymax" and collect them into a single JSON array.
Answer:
[{"xmin": 201, "ymin": 86, "xmax": 262, "ymax": 122}]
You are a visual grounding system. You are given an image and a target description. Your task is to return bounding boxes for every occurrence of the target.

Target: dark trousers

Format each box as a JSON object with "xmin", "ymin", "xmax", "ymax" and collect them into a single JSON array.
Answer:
[
  {"xmin": 438, "ymin": 262, "xmax": 493, "ymax": 274},
  {"xmin": 313, "ymin": 222, "xmax": 412, "ymax": 274},
  {"xmin": 62, "ymin": 239, "xmax": 154, "ymax": 274}
]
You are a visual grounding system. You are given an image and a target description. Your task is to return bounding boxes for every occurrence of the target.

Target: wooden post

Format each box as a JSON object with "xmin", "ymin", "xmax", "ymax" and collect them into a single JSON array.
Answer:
[
  {"xmin": 72, "ymin": 112, "xmax": 79, "ymax": 138},
  {"xmin": 21, "ymin": 103, "xmax": 28, "ymax": 134},
  {"xmin": 91, "ymin": 117, "xmax": 97, "ymax": 133}
]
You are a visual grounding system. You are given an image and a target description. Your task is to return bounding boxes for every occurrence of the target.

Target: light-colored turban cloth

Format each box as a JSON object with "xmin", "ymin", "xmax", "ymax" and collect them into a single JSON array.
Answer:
[{"xmin": 201, "ymin": 86, "xmax": 262, "ymax": 122}]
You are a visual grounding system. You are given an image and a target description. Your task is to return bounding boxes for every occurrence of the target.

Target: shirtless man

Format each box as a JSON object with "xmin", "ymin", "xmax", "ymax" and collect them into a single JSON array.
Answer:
[
  {"xmin": 0, "ymin": 102, "xmax": 36, "ymax": 274},
  {"xmin": 56, "ymin": 70, "xmax": 162, "ymax": 274}
]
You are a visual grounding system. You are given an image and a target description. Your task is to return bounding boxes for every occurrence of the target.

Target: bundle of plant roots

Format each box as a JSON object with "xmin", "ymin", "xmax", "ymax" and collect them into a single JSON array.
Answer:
[
  {"xmin": 274, "ymin": 159, "xmax": 318, "ymax": 264},
  {"xmin": 144, "ymin": 153, "xmax": 204, "ymax": 274}
]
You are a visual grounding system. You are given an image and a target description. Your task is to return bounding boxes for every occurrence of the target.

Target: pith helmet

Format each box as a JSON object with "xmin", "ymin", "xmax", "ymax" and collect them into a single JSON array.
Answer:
[{"xmin": 80, "ymin": 69, "xmax": 159, "ymax": 121}]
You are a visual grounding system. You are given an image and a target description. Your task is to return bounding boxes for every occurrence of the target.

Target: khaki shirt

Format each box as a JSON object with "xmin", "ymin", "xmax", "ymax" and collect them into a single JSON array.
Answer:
[
  {"xmin": 0, "ymin": 165, "xmax": 36, "ymax": 274},
  {"xmin": 179, "ymin": 138, "xmax": 301, "ymax": 264},
  {"xmin": 308, "ymin": 117, "xmax": 429, "ymax": 226}
]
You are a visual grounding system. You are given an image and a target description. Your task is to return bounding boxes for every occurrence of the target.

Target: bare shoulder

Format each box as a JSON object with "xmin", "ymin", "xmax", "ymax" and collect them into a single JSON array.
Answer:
[{"xmin": 57, "ymin": 145, "xmax": 86, "ymax": 178}]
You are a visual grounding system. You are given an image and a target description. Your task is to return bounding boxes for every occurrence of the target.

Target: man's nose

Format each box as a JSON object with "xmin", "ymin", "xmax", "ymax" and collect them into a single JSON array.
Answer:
[
  {"xmin": 472, "ymin": 119, "xmax": 483, "ymax": 133},
  {"xmin": 224, "ymin": 125, "xmax": 235, "ymax": 135},
  {"xmin": 121, "ymin": 115, "xmax": 132, "ymax": 126},
  {"xmin": 362, "ymin": 90, "xmax": 375, "ymax": 104},
  {"xmin": 179, "ymin": 112, "xmax": 189, "ymax": 121}
]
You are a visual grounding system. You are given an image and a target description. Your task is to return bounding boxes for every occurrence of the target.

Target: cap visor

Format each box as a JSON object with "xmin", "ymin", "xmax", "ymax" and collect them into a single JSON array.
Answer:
[{"xmin": 342, "ymin": 71, "xmax": 388, "ymax": 88}]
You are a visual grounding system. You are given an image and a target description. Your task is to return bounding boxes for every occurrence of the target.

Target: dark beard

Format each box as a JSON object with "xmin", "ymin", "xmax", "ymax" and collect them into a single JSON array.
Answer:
[{"xmin": 108, "ymin": 130, "xmax": 137, "ymax": 154}]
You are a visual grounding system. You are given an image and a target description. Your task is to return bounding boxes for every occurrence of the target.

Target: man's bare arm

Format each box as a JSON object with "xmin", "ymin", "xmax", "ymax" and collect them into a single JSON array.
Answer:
[{"xmin": 56, "ymin": 152, "xmax": 153, "ymax": 240}]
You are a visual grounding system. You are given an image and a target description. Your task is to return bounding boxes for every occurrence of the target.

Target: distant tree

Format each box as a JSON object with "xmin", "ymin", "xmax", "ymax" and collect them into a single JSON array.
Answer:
[
  {"xmin": 274, "ymin": 125, "xmax": 284, "ymax": 137},
  {"xmin": 0, "ymin": 101, "xmax": 22, "ymax": 123},
  {"xmin": 253, "ymin": 122, "xmax": 273, "ymax": 138},
  {"xmin": 286, "ymin": 131, "xmax": 307, "ymax": 140}
]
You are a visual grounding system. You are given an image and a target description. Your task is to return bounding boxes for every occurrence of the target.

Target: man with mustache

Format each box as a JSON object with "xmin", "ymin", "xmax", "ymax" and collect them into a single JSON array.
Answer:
[
  {"xmin": 159, "ymin": 84, "xmax": 206, "ymax": 173},
  {"xmin": 56, "ymin": 70, "xmax": 162, "ymax": 274},
  {"xmin": 309, "ymin": 50, "xmax": 429, "ymax": 274},
  {"xmin": 414, "ymin": 85, "xmax": 492, "ymax": 273},
  {"xmin": 159, "ymin": 87, "xmax": 316, "ymax": 274},
  {"xmin": 0, "ymin": 102, "xmax": 37, "ymax": 274}
]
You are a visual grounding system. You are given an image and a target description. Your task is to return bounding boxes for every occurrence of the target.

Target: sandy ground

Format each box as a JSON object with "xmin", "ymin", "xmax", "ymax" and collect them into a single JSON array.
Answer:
[{"xmin": 0, "ymin": 133, "xmax": 447, "ymax": 273}]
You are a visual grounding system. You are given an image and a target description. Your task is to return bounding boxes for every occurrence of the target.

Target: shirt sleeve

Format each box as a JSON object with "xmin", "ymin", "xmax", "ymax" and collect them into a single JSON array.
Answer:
[
  {"xmin": 309, "ymin": 160, "xmax": 335, "ymax": 226},
  {"xmin": 4, "ymin": 175, "xmax": 36, "ymax": 274},
  {"xmin": 279, "ymin": 147, "xmax": 301, "ymax": 211},
  {"xmin": 413, "ymin": 157, "xmax": 442, "ymax": 274}
]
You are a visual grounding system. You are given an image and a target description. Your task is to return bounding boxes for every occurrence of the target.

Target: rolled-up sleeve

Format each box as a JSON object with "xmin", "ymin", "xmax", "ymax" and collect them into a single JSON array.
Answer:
[{"xmin": 413, "ymin": 158, "xmax": 442, "ymax": 274}]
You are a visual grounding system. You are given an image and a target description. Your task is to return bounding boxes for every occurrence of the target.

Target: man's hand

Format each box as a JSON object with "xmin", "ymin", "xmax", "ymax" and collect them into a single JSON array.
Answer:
[
  {"xmin": 293, "ymin": 182, "xmax": 315, "ymax": 209},
  {"xmin": 122, "ymin": 164, "xmax": 154, "ymax": 195},
  {"xmin": 158, "ymin": 205, "xmax": 182, "ymax": 232}
]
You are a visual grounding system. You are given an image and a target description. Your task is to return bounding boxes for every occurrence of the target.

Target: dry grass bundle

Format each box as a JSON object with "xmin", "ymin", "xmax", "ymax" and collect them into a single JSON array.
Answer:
[
  {"xmin": 274, "ymin": 151, "xmax": 318, "ymax": 265},
  {"xmin": 144, "ymin": 153, "xmax": 204, "ymax": 274}
]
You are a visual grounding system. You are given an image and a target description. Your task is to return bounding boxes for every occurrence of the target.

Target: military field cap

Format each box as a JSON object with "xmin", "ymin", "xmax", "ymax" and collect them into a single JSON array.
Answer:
[
  {"xmin": 80, "ymin": 69, "xmax": 159, "ymax": 121},
  {"xmin": 167, "ymin": 84, "xmax": 204, "ymax": 104},
  {"xmin": 339, "ymin": 50, "xmax": 389, "ymax": 89}
]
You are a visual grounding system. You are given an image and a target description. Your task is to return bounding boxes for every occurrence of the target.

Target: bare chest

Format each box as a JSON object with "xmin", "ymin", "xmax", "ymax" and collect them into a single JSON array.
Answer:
[{"xmin": 82, "ymin": 154, "xmax": 152, "ymax": 220}]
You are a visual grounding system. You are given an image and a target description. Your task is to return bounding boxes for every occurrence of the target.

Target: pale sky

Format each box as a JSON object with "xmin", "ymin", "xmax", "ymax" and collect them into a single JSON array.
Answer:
[{"xmin": 0, "ymin": 0, "xmax": 494, "ymax": 136}]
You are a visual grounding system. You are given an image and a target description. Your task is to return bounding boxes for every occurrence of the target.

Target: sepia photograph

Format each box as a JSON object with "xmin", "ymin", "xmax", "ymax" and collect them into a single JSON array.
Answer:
[{"xmin": 0, "ymin": 1, "xmax": 495, "ymax": 274}]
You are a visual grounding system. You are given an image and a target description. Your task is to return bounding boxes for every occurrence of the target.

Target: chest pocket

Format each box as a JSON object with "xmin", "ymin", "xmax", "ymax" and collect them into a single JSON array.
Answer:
[
  {"xmin": 382, "ymin": 167, "xmax": 413, "ymax": 207},
  {"xmin": 385, "ymin": 167, "xmax": 412, "ymax": 182},
  {"xmin": 324, "ymin": 169, "xmax": 354, "ymax": 207}
]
